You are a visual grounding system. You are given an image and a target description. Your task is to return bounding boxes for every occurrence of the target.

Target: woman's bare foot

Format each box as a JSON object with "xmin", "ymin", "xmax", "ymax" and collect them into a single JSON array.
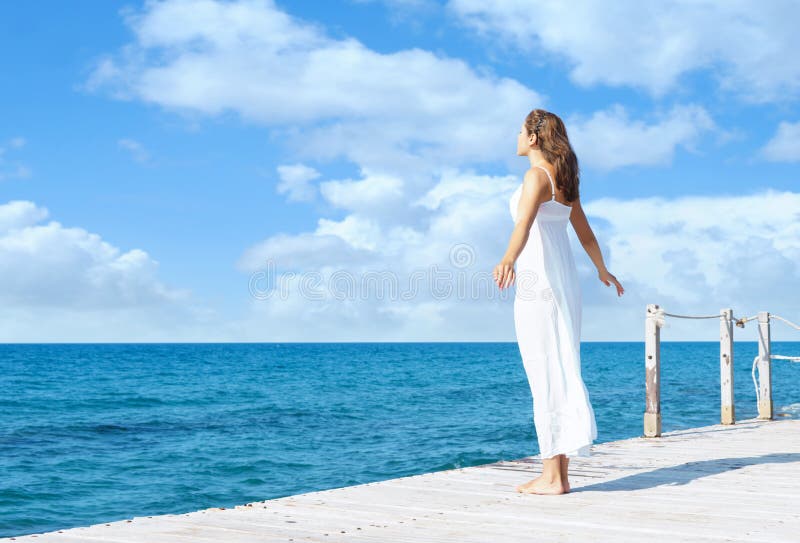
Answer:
[
  {"xmin": 517, "ymin": 476, "xmax": 565, "ymax": 495},
  {"xmin": 560, "ymin": 455, "xmax": 571, "ymax": 493},
  {"xmin": 517, "ymin": 454, "xmax": 570, "ymax": 494},
  {"xmin": 516, "ymin": 474, "xmax": 543, "ymax": 493}
]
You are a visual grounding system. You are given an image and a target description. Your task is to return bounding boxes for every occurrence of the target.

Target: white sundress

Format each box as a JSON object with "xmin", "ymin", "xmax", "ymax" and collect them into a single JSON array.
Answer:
[{"xmin": 509, "ymin": 165, "xmax": 598, "ymax": 459}]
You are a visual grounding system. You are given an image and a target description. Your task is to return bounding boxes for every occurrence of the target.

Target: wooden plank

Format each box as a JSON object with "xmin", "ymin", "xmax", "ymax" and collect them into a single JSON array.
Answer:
[{"xmin": 5, "ymin": 417, "xmax": 798, "ymax": 543}]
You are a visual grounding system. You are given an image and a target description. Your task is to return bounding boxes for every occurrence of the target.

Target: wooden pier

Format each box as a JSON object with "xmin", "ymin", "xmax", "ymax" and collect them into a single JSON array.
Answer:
[{"xmin": 7, "ymin": 416, "xmax": 799, "ymax": 542}]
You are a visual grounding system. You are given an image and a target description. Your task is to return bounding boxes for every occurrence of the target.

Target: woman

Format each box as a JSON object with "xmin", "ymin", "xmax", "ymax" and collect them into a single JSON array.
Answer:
[{"xmin": 493, "ymin": 109, "xmax": 624, "ymax": 495}]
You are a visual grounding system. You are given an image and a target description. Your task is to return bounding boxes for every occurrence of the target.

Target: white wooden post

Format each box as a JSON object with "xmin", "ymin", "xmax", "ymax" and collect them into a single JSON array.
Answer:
[
  {"xmin": 720, "ymin": 308, "xmax": 735, "ymax": 424},
  {"xmin": 644, "ymin": 304, "xmax": 662, "ymax": 437},
  {"xmin": 757, "ymin": 311, "xmax": 773, "ymax": 420}
]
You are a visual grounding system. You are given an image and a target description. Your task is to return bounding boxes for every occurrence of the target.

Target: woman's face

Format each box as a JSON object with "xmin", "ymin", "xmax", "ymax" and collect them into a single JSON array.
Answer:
[{"xmin": 517, "ymin": 122, "xmax": 535, "ymax": 155}]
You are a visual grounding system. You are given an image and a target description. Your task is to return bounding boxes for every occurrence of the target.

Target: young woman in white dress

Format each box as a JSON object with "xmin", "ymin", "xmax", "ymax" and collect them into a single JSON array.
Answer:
[{"xmin": 493, "ymin": 109, "xmax": 625, "ymax": 495}]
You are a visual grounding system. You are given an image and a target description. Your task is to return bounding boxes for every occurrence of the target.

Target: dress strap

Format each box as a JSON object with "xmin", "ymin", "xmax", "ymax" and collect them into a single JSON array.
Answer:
[{"xmin": 534, "ymin": 165, "xmax": 556, "ymax": 200}]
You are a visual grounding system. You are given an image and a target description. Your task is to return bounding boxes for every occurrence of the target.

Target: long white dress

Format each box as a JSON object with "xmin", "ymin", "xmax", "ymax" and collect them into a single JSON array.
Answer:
[{"xmin": 509, "ymin": 165, "xmax": 598, "ymax": 459}]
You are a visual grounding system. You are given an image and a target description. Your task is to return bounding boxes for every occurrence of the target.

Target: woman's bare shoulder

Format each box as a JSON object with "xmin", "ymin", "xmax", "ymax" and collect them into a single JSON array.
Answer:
[{"xmin": 522, "ymin": 167, "xmax": 549, "ymax": 193}]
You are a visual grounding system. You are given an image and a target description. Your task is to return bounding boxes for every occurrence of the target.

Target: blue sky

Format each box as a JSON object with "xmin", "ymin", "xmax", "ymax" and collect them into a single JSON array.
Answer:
[{"xmin": 1, "ymin": 0, "xmax": 798, "ymax": 341}]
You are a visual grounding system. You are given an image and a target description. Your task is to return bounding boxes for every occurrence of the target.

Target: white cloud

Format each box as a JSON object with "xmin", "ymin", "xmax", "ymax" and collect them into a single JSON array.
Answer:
[
  {"xmin": 0, "ymin": 200, "xmax": 187, "ymax": 308},
  {"xmin": 78, "ymin": 0, "xmax": 794, "ymax": 342},
  {"xmin": 567, "ymin": 103, "xmax": 717, "ymax": 171},
  {"xmin": 118, "ymin": 138, "xmax": 150, "ymax": 163},
  {"xmin": 0, "ymin": 200, "xmax": 229, "ymax": 342},
  {"xmin": 238, "ymin": 231, "xmax": 376, "ymax": 273},
  {"xmin": 448, "ymin": 0, "xmax": 800, "ymax": 103},
  {"xmin": 761, "ymin": 120, "xmax": 800, "ymax": 162},
  {"xmin": 84, "ymin": 0, "xmax": 542, "ymax": 172},
  {"xmin": 276, "ymin": 163, "xmax": 320, "ymax": 202},
  {"xmin": 580, "ymin": 189, "xmax": 800, "ymax": 340},
  {"xmin": 319, "ymin": 170, "xmax": 404, "ymax": 212},
  {"xmin": 414, "ymin": 168, "xmax": 518, "ymax": 210},
  {"xmin": 83, "ymin": 0, "xmax": 726, "ymax": 174},
  {"xmin": 0, "ymin": 200, "xmax": 47, "ymax": 231},
  {"xmin": 236, "ymin": 183, "xmax": 800, "ymax": 341},
  {"xmin": 235, "ymin": 167, "xmax": 520, "ymax": 341},
  {"xmin": 316, "ymin": 215, "xmax": 383, "ymax": 252}
]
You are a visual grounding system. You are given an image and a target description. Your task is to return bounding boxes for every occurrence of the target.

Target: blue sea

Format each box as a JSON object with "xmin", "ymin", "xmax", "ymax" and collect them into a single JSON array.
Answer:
[{"xmin": 2, "ymin": 341, "xmax": 799, "ymax": 538}]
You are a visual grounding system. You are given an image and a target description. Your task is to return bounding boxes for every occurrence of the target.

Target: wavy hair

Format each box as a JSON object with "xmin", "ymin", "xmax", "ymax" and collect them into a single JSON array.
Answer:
[{"xmin": 524, "ymin": 109, "xmax": 580, "ymax": 202}]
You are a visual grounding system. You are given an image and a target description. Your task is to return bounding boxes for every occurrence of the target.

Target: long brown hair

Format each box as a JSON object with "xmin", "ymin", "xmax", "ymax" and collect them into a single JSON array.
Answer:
[{"xmin": 524, "ymin": 109, "xmax": 580, "ymax": 202}]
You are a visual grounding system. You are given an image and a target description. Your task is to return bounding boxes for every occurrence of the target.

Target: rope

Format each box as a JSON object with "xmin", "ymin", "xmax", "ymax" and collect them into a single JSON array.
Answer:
[
  {"xmin": 771, "ymin": 314, "xmax": 800, "ymax": 331},
  {"xmin": 645, "ymin": 305, "xmax": 800, "ymax": 402},
  {"xmin": 646, "ymin": 306, "xmax": 767, "ymax": 330},
  {"xmin": 646, "ymin": 306, "xmax": 759, "ymax": 329},
  {"xmin": 661, "ymin": 311, "xmax": 720, "ymax": 319},
  {"xmin": 646, "ymin": 306, "xmax": 666, "ymax": 328},
  {"xmin": 752, "ymin": 353, "xmax": 800, "ymax": 402}
]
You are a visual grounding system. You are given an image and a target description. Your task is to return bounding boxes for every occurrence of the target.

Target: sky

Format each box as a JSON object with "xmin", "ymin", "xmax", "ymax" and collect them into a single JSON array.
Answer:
[{"xmin": 0, "ymin": 0, "xmax": 798, "ymax": 342}]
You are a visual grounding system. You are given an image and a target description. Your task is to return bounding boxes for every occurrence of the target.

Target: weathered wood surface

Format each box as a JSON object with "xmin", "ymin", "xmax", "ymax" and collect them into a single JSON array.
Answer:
[
  {"xmin": 644, "ymin": 303, "xmax": 662, "ymax": 437},
  {"xmin": 720, "ymin": 308, "xmax": 735, "ymax": 424},
  {"xmin": 6, "ymin": 417, "xmax": 799, "ymax": 542},
  {"xmin": 757, "ymin": 311, "xmax": 774, "ymax": 419}
]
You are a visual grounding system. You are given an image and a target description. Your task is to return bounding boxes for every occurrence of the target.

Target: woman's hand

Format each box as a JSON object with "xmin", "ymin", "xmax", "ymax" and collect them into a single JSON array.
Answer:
[
  {"xmin": 493, "ymin": 259, "xmax": 516, "ymax": 290},
  {"xmin": 598, "ymin": 269, "xmax": 624, "ymax": 296}
]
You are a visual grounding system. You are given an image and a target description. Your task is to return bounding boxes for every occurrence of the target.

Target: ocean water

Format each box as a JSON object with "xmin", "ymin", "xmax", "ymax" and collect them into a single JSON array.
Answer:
[{"xmin": 1, "ymin": 341, "xmax": 799, "ymax": 537}]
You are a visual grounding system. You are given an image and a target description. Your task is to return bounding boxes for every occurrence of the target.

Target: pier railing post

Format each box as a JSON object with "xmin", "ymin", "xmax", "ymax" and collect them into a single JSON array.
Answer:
[
  {"xmin": 720, "ymin": 308, "xmax": 735, "ymax": 424},
  {"xmin": 756, "ymin": 311, "xmax": 773, "ymax": 420},
  {"xmin": 644, "ymin": 304, "xmax": 662, "ymax": 437}
]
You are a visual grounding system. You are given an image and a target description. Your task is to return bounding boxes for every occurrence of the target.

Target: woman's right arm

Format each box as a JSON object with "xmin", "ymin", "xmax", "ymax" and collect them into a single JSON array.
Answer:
[{"xmin": 569, "ymin": 197, "xmax": 625, "ymax": 296}]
